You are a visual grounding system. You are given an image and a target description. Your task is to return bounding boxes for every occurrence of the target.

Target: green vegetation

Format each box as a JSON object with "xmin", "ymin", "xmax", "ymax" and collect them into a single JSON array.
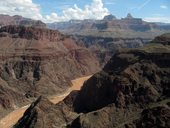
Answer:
[
  {"xmin": 139, "ymin": 43, "xmax": 170, "ymax": 53},
  {"xmin": 160, "ymin": 33, "xmax": 170, "ymax": 38},
  {"xmin": 125, "ymin": 43, "xmax": 170, "ymax": 54}
]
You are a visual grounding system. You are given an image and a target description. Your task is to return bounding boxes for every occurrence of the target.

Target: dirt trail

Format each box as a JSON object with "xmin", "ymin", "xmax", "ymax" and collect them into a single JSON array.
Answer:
[{"xmin": 0, "ymin": 75, "xmax": 92, "ymax": 128}]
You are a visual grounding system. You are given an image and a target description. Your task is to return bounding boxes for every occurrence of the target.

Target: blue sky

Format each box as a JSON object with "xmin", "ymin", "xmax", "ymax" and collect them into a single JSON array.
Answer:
[
  {"xmin": 33, "ymin": 0, "xmax": 170, "ymax": 22},
  {"xmin": 34, "ymin": 0, "xmax": 169, "ymax": 18},
  {"xmin": 0, "ymin": 0, "xmax": 169, "ymax": 23}
]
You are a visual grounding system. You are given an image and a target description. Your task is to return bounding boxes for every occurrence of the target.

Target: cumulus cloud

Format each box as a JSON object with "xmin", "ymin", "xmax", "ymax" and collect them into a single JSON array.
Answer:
[
  {"xmin": 0, "ymin": 0, "xmax": 43, "ymax": 20},
  {"xmin": 44, "ymin": 0, "xmax": 109, "ymax": 22},
  {"xmin": 0, "ymin": 0, "xmax": 109, "ymax": 23}
]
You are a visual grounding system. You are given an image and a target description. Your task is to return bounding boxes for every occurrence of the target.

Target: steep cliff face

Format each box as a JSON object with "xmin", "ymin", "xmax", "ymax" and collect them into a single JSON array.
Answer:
[
  {"xmin": 72, "ymin": 35, "xmax": 151, "ymax": 66},
  {"xmin": 14, "ymin": 96, "xmax": 78, "ymax": 128},
  {"xmin": 15, "ymin": 34, "xmax": 170, "ymax": 128},
  {"xmin": 0, "ymin": 14, "xmax": 46, "ymax": 28},
  {"xmin": 0, "ymin": 25, "xmax": 62, "ymax": 40},
  {"xmin": 0, "ymin": 25, "xmax": 100, "ymax": 116},
  {"xmin": 73, "ymin": 47, "xmax": 170, "ymax": 113}
]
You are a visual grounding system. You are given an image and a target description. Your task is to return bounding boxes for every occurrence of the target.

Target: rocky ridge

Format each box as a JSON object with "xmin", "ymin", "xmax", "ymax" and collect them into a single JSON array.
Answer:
[
  {"xmin": 14, "ymin": 96, "xmax": 78, "ymax": 128},
  {"xmin": 48, "ymin": 13, "xmax": 170, "ymax": 38},
  {"xmin": 0, "ymin": 14, "xmax": 46, "ymax": 28}
]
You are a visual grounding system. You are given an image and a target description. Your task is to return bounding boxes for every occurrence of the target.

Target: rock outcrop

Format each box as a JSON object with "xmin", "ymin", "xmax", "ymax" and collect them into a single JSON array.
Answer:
[
  {"xmin": 14, "ymin": 96, "xmax": 78, "ymax": 128},
  {"xmin": 125, "ymin": 105, "xmax": 170, "ymax": 128},
  {"xmin": 0, "ymin": 25, "xmax": 100, "ymax": 117},
  {"xmin": 103, "ymin": 14, "xmax": 117, "ymax": 21},
  {"xmin": 0, "ymin": 14, "xmax": 46, "ymax": 28},
  {"xmin": 153, "ymin": 33, "xmax": 170, "ymax": 45}
]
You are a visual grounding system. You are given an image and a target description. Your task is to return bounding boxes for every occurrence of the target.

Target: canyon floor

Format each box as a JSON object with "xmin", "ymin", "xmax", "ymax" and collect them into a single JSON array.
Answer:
[{"xmin": 0, "ymin": 75, "xmax": 92, "ymax": 128}]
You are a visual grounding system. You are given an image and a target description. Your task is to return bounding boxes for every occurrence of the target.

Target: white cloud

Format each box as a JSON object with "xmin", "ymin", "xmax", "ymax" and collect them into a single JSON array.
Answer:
[
  {"xmin": 144, "ymin": 16, "xmax": 170, "ymax": 23},
  {"xmin": 0, "ymin": 0, "xmax": 109, "ymax": 23},
  {"xmin": 0, "ymin": 0, "xmax": 43, "ymax": 20},
  {"xmin": 44, "ymin": 0, "xmax": 109, "ymax": 23},
  {"xmin": 160, "ymin": 5, "xmax": 168, "ymax": 9}
]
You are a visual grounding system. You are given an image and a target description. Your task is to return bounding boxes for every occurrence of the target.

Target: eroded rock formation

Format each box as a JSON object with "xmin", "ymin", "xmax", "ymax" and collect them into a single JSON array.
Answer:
[
  {"xmin": 0, "ymin": 14, "xmax": 46, "ymax": 28},
  {"xmin": 0, "ymin": 25, "xmax": 100, "ymax": 117},
  {"xmin": 14, "ymin": 34, "xmax": 170, "ymax": 128}
]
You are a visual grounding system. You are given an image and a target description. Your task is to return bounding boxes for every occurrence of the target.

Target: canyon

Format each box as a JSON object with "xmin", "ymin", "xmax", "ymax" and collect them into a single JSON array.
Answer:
[
  {"xmin": 0, "ymin": 75, "xmax": 91, "ymax": 128},
  {"xmin": 0, "ymin": 23, "xmax": 151, "ymax": 119},
  {"xmin": 0, "ymin": 14, "xmax": 169, "ymax": 128},
  {"xmin": 14, "ymin": 33, "xmax": 170, "ymax": 128},
  {"xmin": 0, "ymin": 25, "xmax": 100, "ymax": 118}
]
